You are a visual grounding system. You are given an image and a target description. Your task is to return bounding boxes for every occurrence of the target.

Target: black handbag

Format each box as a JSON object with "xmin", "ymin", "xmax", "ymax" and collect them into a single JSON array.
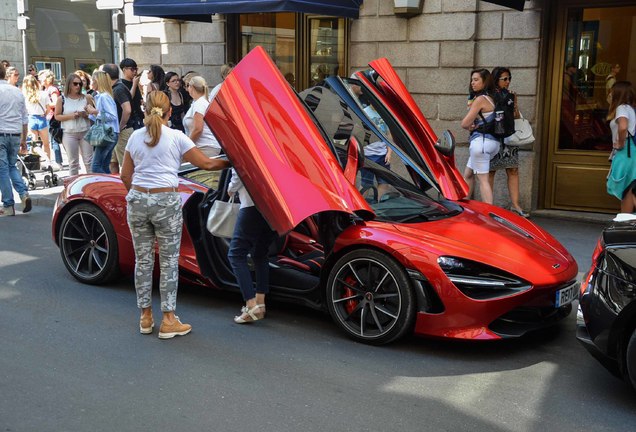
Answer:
[
  {"xmin": 49, "ymin": 95, "xmax": 64, "ymax": 143},
  {"xmin": 49, "ymin": 118, "xmax": 63, "ymax": 143}
]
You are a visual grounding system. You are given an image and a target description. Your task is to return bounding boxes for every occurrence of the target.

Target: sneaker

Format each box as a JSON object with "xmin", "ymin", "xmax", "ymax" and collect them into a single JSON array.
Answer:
[
  {"xmin": 0, "ymin": 206, "xmax": 15, "ymax": 217},
  {"xmin": 158, "ymin": 316, "xmax": 191, "ymax": 339},
  {"xmin": 140, "ymin": 314, "xmax": 154, "ymax": 335},
  {"xmin": 20, "ymin": 195, "xmax": 32, "ymax": 213}
]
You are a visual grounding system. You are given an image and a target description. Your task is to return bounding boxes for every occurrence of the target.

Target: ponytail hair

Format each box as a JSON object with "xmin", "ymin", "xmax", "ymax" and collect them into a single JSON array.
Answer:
[{"xmin": 144, "ymin": 91, "xmax": 170, "ymax": 147}]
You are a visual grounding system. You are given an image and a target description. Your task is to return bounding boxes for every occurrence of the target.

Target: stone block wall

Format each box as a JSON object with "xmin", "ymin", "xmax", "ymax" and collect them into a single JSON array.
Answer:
[
  {"xmin": 123, "ymin": 0, "xmax": 227, "ymax": 87},
  {"xmin": 0, "ymin": 0, "xmax": 23, "ymax": 73},
  {"xmin": 351, "ymin": 0, "xmax": 544, "ymax": 211}
]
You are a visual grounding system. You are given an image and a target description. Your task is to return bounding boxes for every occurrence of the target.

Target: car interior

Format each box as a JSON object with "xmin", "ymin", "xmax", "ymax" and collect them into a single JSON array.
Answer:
[{"xmin": 181, "ymin": 78, "xmax": 461, "ymax": 308}]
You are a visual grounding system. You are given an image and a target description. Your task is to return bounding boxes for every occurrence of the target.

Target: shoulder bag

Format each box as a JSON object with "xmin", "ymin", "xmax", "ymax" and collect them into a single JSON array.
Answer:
[
  {"xmin": 49, "ymin": 95, "xmax": 64, "ymax": 143},
  {"xmin": 507, "ymin": 113, "xmax": 535, "ymax": 146},
  {"xmin": 206, "ymin": 195, "xmax": 240, "ymax": 239},
  {"xmin": 607, "ymin": 128, "xmax": 636, "ymax": 200},
  {"xmin": 84, "ymin": 112, "xmax": 116, "ymax": 148}
]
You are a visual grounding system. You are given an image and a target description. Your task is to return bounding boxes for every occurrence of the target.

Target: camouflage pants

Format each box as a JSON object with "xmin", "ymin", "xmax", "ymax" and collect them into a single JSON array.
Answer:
[{"xmin": 126, "ymin": 190, "xmax": 182, "ymax": 312}]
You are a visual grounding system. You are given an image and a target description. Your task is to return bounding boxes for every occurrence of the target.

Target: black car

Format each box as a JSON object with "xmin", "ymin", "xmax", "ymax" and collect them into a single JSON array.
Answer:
[{"xmin": 577, "ymin": 219, "xmax": 636, "ymax": 390}]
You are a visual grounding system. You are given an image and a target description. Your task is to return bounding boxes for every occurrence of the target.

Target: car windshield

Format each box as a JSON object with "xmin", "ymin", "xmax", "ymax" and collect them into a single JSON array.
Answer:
[{"xmin": 299, "ymin": 84, "xmax": 461, "ymax": 223}]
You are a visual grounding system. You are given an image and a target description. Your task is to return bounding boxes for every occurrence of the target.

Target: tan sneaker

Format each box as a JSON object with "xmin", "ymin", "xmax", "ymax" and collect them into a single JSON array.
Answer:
[
  {"xmin": 158, "ymin": 316, "xmax": 192, "ymax": 339},
  {"xmin": 140, "ymin": 314, "xmax": 154, "ymax": 335},
  {"xmin": 0, "ymin": 206, "xmax": 15, "ymax": 217}
]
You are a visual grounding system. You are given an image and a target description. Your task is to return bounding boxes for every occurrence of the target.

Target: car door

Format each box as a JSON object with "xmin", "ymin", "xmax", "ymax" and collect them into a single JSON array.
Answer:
[
  {"xmin": 349, "ymin": 59, "xmax": 469, "ymax": 201},
  {"xmin": 204, "ymin": 46, "xmax": 374, "ymax": 236}
]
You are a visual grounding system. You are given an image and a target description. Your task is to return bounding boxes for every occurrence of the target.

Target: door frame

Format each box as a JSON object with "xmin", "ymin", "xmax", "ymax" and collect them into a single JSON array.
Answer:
[{"xmin": 539, "ymin": 0, "xmax": 632, "ymax": 212}]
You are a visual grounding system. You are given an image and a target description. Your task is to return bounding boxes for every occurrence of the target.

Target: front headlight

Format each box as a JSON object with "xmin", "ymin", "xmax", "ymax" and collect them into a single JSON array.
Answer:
[{"xmin": 437, "ymin": 256, "xmax": 531, "ymax": 300}]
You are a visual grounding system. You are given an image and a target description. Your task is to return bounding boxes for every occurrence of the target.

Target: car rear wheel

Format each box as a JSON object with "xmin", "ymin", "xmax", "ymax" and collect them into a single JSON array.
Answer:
[
  {"xmin": 58, "ymin": 203, "xmax": 119, "ymax": 284},
  {"xmin": 326, "ymin": 249, "xmax": 416, "ymax": 345},
  {"xmin": 626, "ymin": 329, "xmax": 636, "ymax": 390}
]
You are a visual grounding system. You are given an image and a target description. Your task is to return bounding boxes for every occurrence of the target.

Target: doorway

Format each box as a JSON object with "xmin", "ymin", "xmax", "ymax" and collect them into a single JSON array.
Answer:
[{"xmin": 543, "ymin": 1, "xmax": 636, "ymax": 212}]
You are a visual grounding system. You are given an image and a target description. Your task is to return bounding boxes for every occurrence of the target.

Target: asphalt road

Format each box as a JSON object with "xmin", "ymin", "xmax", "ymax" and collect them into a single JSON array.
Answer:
[{"xmin": 1, "ymin": 207, "xmax": 635, "ymax": 432}]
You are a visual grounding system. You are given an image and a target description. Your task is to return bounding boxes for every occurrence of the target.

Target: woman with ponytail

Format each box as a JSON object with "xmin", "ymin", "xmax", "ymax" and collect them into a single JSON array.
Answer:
[{"xmin": 120, "ymin": 91, "xmax": 229, "ymax": 339}]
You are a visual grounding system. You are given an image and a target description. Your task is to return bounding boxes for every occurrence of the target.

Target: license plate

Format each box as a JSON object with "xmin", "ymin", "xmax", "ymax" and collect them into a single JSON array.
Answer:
[{"xmin": 555, "ymin": 283, "xmax": 578, "ymax": 307}]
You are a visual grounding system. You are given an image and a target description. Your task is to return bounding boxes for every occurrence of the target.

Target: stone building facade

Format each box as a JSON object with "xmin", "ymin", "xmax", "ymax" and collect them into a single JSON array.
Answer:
[
  {"xmin": 0, "ymin": 0, "xmax": 22, "ymax": 67},
  {"xmin": 121, "ymin": 0, "xmax": 541, "ymax": 211}
]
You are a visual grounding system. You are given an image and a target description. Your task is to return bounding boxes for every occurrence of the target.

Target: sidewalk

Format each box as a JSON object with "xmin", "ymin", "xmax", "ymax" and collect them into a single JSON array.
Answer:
[{"xmin": 16, "ymin": 168, "xmax": 616, "ymax": 225}]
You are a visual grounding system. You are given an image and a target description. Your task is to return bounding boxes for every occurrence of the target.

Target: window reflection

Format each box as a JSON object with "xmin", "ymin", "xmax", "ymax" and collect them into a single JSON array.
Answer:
[{"xmin": 559, "ymin": 6, "xmax": 636, "ymax": 152}]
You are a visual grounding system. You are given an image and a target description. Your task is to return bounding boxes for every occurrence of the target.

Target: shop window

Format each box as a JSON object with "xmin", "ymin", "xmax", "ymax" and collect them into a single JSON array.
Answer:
[
  {"xmin": 559, "ymin": 6, "xmax": 636, "ymax": 152},
  {"xmin": 235, "ymin": 13, "xmax": 349, "ymax": 90}
]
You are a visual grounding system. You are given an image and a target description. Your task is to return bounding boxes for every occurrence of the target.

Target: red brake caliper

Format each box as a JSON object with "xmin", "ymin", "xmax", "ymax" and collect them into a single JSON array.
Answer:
[{"xmin": 344, "ymin": 275, "xmax": 358, "ymax": 315}]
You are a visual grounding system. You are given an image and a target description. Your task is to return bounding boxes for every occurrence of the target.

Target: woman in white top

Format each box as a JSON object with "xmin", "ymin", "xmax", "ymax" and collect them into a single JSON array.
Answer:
[
  {"xmin": 607, "ymin": 81, "xmax": 636, "ymax": 212},
  {"xmin": 461, "ymin": 68, "xmax": 500, "ymax": 204},
  {"xmin": 22, "ymin": 75, "xmax": 53, "ymax": 162},
  {"xmin": 184, "ymin": 76, "xmax": 221, "ymax": 157},
  {"xmin": 120, "ymin": 91, "xmax": 229, "ymax": 339},
  {"xmin": 54, "ymin": 73, "xmax": 94, "ymax": 175}
]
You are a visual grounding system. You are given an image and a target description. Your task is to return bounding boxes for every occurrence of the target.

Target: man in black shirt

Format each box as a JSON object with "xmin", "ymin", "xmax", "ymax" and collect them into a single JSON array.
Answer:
[
  {"xmin": 119, "ymin": 58, "xmax": 144, "ymax": 129},
  {"xmin": 105, "ymin": 58, "xmax": 144, "ymax": 174}
]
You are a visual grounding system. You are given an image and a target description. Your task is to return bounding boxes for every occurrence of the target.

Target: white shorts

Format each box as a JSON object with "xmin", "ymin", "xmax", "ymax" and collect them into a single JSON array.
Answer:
[{"xmin": 466, "ymin": 136, "xmax": 500, "ymax": 174}]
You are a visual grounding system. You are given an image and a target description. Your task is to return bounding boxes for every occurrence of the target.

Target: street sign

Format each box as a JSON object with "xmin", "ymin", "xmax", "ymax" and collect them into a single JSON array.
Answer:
[
  {"xmin": 96, "ymin": 0, "xmax": 124, "ymax": 10},
  {"xmin": 16, "ymin": 0, "xmax": 28, "ymax": 15}
]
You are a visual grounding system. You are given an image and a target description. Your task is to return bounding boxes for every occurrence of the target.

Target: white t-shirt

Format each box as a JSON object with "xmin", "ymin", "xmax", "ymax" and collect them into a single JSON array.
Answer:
[
  {"xmin": 208, "ymin": 82, "xmax": 222, "ymax": 102},
  {"xmin": 125, "ymin": 125, "xmax": 195, "ymax": 188},
  {"xmin": 25, "ymin": 90, "xmax": 49, "ymax": 116},
  {"xmin": 363, "ymin": 105, "xmax": 389, "ymax": 157},
  {"xmin": 183, "ymin": 96, "xmax": 220, "ymax": 151},
  {"xmin": 611, "ymin": 104, "xmax": 636, "ymax": 145}
]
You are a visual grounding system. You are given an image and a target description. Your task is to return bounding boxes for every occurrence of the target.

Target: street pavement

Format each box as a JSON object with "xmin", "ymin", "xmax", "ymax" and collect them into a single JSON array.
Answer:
[{"xmin": 1, "ymin": 185, "xmax": 635, "ymax": 432}]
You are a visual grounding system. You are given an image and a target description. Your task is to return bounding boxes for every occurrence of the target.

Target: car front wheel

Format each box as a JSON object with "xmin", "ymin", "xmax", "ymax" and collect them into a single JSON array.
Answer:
[
  {"xmin": 326, "ymin": 249, "xmax": 416, "ymax": 345},
  {"xmin": 58, "ymin": 203, "xmax": 119, "ymax": 284}
]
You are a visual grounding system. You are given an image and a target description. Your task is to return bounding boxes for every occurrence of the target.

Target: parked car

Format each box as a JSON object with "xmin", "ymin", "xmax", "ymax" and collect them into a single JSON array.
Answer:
[
  {"xmin": 52, "ymin": 47, "xmax": 578, "ymax": 345},
  {"xmin": 577, "ymin": 218, "xmax": 636, "ymax": 390}
]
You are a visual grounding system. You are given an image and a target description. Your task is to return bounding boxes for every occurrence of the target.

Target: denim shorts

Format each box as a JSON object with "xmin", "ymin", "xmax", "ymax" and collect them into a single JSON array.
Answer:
[{"xmin": 28, "ymin": 115, "xmax": 48, "ymax": 131}]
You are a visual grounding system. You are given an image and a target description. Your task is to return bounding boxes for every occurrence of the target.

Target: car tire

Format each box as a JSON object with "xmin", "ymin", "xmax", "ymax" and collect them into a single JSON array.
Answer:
[
  {"xmin": 626, "ymin": 328, "xmax": 636, "ymax": 391},
  {"xmin": 58, "ymin": 203, "xmax": 119, "ymax": 285},
  {"xmin": 326, "ymin": 249, "xmax": 416, "ymax": 345}
]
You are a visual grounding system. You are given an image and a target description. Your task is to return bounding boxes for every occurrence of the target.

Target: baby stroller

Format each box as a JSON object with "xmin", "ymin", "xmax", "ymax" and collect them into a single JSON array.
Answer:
[{"xmin": 17, "ymin": 137, "xmax": 60, "ymax": 190}]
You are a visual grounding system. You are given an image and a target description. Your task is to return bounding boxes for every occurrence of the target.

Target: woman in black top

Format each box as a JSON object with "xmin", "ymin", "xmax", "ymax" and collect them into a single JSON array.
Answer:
[{"xmin": 164, "ymin": 72, "xmax": 186, "ymax": 132}]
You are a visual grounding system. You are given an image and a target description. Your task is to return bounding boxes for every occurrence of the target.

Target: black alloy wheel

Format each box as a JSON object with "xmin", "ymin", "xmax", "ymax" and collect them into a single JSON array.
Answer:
[
  {"xmin": 58, "ymin": 203, "xmax": 119, "ymax": 284},
  {"xmin": 326, "ymin": 249, "xmax": 416, "ymax": 345}
]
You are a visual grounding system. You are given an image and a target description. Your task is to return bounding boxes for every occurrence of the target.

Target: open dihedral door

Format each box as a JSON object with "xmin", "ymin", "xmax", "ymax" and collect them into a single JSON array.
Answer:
[{"xmin": 205, "ymin": 46, "xmax": 374, "ymax": 236}]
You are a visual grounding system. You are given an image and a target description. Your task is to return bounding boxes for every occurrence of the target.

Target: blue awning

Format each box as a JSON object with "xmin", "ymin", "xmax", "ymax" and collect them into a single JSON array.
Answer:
[{"xmin": 133, "ymin": 0, "xmax": 363, "ymax": 22}]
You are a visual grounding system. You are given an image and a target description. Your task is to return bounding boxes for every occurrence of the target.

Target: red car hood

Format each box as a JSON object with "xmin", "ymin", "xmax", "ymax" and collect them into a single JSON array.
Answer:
[
  {"xmin": 354, "ymin": 59, "xmax": 469, "ymax": 201},
  {"xmin": 394, "ymin": 203, "xmax": 576, "ymax": 279},
  {"xmin": 206, "ymin": 47, "xmax": 373, "ymax": 235}
]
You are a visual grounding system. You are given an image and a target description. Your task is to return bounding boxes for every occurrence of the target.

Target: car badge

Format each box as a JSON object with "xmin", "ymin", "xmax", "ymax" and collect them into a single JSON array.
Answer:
[{"xmin": 552, "ymin": 263, "xmax": 561, "ymax": 269}]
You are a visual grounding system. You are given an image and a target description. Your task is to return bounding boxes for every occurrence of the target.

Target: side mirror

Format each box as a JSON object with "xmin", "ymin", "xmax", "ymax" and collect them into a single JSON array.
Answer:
[
  {"xmin": 435, "ymin": 130, "xmax": 456, "ymax": 157},
  {"xmin": 343, "ymin": 135, "xmax": 364, "ymax": 185}
]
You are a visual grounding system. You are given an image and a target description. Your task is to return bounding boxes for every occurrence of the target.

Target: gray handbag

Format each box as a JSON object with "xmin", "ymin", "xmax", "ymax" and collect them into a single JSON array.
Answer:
[{"xmin": 206, "ymin": 195, "xmax": 240, "ymax": 238}]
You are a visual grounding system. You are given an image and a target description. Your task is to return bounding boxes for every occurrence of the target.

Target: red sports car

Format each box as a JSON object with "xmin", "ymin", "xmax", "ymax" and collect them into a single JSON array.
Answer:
[{"xmin": 52, "ymin": 47, "xmax": 578, "ymax": 344}]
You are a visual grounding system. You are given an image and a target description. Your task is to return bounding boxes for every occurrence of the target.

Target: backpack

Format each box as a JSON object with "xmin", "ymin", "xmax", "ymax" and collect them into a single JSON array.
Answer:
[{"xmin": 478, "ymin": 91, "xmax": 516, "ymax": 139}]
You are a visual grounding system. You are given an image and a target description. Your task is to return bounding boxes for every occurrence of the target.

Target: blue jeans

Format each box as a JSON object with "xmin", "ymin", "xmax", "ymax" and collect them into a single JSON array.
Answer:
[
  {"xmin": 52, "ymin": 138, "xmax": 63, "ymax": 164},
  {"xmin": 0, "ymin": 135, "xmax": 28, "ymax": 208},
  {"xmin": 228, "ymin": 206, "xmax": 276, "ymax": 301},
  {"xmin": 91, "ymin": 134, "xmax": 119, "ymax": 174},
  {"xmin": 361, "ymin": 153, "xmax": 390, "ymax": 188}
]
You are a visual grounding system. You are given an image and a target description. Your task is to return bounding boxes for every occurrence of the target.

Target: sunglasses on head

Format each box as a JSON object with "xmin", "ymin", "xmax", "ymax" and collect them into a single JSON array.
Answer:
[{"xmin": 499, "ymin": 76, "xmax": 511, "ymax": 82}]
